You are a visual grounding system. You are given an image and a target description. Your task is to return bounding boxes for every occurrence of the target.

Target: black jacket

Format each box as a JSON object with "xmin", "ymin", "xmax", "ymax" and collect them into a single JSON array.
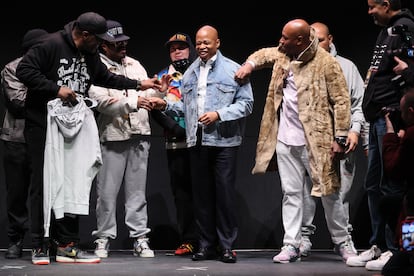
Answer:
[
  {"xmin": 362, "ymin": 9, "xmax": 414, "ymax": 123},
  {"xmin": 16, "ymin": 21, "xmax": 138, "ymax": 128}
]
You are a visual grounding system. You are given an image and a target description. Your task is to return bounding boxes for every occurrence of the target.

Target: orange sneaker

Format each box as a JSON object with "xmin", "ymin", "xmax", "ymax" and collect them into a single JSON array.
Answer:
[{"xmin": 174, "ymin": 243, "xmax": 194, "ymax": 256}]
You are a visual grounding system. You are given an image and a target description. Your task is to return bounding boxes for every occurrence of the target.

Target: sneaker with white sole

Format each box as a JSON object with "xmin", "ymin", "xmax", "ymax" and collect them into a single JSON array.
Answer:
[
  {"xmin": 273, "ymin": 244, "xmax": 300, "ymax": 263},
  {"xmin": 299, "ymin": 236, "xmax": 312, "ymax": 257},
  {"xmin": 56, "ymin": 242, "xmax": 100, "ymax": 263},
  {"xmin": 346, "ymin": 245, "xmax": 382, "ymax": 267},
  {"xmin": 31, "ymin": 247, "xmax": 50, "ymax": 265},
  {"xmin": 333, "ymin": 238, "xmax": 358, "ymax": 262},
  {"xmin": 94, "ymin": 237, "xmax": 109, "ymax": 258},
  {"xmin": 133, "ymin": 236, "xmax": 154, "ymax": 258},
  {"xmin": 365, "ymin": 250, "xmax": 393, "ymax": 271}
]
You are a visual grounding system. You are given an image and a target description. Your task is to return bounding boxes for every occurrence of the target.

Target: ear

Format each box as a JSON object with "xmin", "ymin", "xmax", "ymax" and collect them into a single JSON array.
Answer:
[
  {"xmin": 328, "ymin": 34, "xmax": 333, "ymax": 43},
  {"xmin": 82, "ymin": 31, "xmax": 91, "ymax": 39},
  {"xmin": 100, "ymin": 43, "xmax": 107, "ymax": 51},
  {"xmin": 296, "ymin": 35, "xmax": 303, "ymax": 46}
]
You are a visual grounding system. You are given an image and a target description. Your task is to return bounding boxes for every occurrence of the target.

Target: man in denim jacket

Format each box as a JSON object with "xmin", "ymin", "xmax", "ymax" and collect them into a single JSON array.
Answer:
[{"xmin": 152, "ymin": 25, "xmax": 253, "ymax": 263}]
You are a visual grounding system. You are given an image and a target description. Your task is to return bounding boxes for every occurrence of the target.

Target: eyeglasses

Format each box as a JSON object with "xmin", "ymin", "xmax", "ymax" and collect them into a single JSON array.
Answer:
[{"xmin": 169, "ymin": 45, "xmax": 188, "ymax": 52}]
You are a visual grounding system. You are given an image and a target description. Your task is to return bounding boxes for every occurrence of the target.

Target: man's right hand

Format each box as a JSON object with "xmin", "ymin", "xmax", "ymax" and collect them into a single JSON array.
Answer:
[
  {"xmin": 149, "ymin": 97, "xmax": 167, "ymax": 110},
  {"xmin": 140, "ymin": 76, "xmax": 162, "ymax": 91},
  {"xmin": 57, "ymin": 86, "xmax": 77, "ymax": 104},
  {"xmin": 137, "ymin": 96, "xmax": 153, "ymax": 111},
  {"xmin": 393, "ymin": 56, "xmax": 408, "ymax": 75},
  {"xmin": 234, "ymin": 62, "xmax": 253, "ymax": 85}
]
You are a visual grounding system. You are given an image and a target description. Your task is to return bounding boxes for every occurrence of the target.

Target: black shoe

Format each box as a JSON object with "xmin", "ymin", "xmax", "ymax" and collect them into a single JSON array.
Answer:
[
  {"xmin": 31, "ymin": 247, "xmax": 50, "ymax": 265},
  {"xmin": 220, "ymin": 249, "xmax": 237, "ymax": 263},
  {"xmin": 191, "ymin": 247, "xmax": 217, "ymax": 261},
  {"xmin": 5, "ymin": 240, "xmax": 23, "ymax": 259}
]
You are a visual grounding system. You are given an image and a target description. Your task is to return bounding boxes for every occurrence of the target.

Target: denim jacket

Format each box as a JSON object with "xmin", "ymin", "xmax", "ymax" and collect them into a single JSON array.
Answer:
[{"xmin": 166, "ymin": 50, "xmax": 253, "ymax": 148}]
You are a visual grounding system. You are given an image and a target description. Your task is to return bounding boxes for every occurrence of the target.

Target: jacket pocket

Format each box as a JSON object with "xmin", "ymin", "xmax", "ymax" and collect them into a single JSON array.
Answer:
[{"xmin": 216, "ymin": 83, "xmax": 237, "ymax": 104}]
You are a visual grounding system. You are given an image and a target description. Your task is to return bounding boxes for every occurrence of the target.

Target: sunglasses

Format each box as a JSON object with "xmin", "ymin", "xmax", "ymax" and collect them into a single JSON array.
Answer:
[{"xmin": 106, "ymin": 40, "xmax": 128, "ymax": 48}]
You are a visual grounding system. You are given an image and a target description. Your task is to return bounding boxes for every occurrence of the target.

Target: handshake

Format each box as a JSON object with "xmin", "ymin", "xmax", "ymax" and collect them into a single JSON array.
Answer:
[
  {"xmin": 136, "ymin": 73, "xmax": 173, "ymax": 111},
  {"xmin": 137, "ymin": 96, "xmax": 167, "ymax": 111},
  {"xmin": 139, "ymin": 74, "xmax": 172, "ymax": 92}
]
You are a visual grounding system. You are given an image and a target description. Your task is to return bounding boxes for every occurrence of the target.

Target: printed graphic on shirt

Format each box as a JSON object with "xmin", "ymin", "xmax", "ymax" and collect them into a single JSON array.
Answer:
[{"xmin": 57, "ymin": 56, "xmax": 89, "ymax": 95}]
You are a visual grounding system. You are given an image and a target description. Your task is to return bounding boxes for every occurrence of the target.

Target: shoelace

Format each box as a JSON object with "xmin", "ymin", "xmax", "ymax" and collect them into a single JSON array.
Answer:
[
  {"xmin": 178, "ymin": 244, "xmax": 193, "ymax": 250},
  {"xmin": 137, "ymin": 238, "xmax": 150, "ymax": 250},
  {"xmin": 378, "ymin": 251, "xmax": 393, "ymax": 260},
  {"xmin": 95, "ymin": 239, "xmax": 107, "ymax": 250}
]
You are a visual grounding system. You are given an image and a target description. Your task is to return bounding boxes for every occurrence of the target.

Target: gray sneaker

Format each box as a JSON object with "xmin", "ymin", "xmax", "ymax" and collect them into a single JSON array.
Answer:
[
  {"xmin": 334, "ymin": 238, "xmax": 358, "ymax": 261},
  {"xmin": 133, "ymin": 237, "xmax": 154, "ymax": 258},
  {"xmin": 273, "ymin": 244, "xmax": 300, "ymax": 263},
  {"xmin": 94, "ymin": 238, "xmax": 109, "ymax": 258},
  {"xmin": 56, "ymin": 242, "xmax": 100, "ymax": 263},
  {"xmin": 299, "ymin": 236, "xmax": 312, "ymax": 257}
]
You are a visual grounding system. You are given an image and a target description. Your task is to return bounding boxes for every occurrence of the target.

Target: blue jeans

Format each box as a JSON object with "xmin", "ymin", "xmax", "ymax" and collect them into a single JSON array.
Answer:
[{"xmin": 365, "ymin": 117, "xmax": 405, "ymax": 251}]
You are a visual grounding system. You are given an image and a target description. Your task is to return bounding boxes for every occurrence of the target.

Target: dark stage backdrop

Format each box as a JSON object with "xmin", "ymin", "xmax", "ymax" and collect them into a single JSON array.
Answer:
[{"xmin": 1, "ymin": 1, "xmax": 394, "ymax": 250}]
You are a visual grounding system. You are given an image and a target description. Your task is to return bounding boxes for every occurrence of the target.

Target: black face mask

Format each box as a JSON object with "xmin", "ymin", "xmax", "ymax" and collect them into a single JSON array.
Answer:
[{"xmin": 172, "ymin": 59, "xmax": 191, "ymax": 74}]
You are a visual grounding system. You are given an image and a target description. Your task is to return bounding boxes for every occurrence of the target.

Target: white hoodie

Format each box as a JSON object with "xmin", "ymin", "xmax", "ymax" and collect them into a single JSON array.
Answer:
[{"xmin": 43, "ymin": 97, "xmax": 102, "ymax": 237}]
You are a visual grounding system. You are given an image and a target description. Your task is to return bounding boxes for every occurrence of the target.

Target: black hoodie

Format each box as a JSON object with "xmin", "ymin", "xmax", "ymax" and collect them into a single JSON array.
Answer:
[
  {"xmin": 16, "ymin": 21, "xmax": 138, "ymax": 128},
  {"xmin": 362, "ymin": 8, "xmax": 414, "ymax": 123}
]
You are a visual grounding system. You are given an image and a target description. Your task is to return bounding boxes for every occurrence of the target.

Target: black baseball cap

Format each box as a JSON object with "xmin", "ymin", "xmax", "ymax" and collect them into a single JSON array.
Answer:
[
  {"xmin": 103, "ymin": 20, "xmax": 130, "ymax": 42},
  {"xmin": 165, "ymin": 32, "xmax": 191, "ymax": 48},
  {"xmin": 76, "ymin": 12, "xmax": 112, "ymax": 41}
]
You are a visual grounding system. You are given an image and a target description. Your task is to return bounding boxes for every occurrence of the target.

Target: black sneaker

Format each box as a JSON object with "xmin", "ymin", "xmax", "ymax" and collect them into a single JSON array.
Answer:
[
  {"xmin": 31, "ymin": 247, "xmax": 50, "ymax": 265},
  {"xmin": 5, "ymin": 240, "xmax": 23, "ymax": 259},
  {"xmin": 56, "ymin": 242, "xmax": 100, "ymax": 263}
]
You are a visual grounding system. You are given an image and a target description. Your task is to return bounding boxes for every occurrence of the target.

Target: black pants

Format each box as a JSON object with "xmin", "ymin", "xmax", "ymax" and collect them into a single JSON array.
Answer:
[
  {"xmin": 2, "ymin": 140, "xmax": 30, "ymax": 243},
  {"xmin": 25, "ymin": 123, "xmax": 79, "ymax": 248},
  {"xmin": 382, "ymin": 250, "xmax": 414, "ymax": 276},
  {"xmin": 167, "ymin": 148, "xmax": 197, "ymax": 246},
  {"xmin": 189, "ymin": 141, "xmax": 239, "ymax": 251}
]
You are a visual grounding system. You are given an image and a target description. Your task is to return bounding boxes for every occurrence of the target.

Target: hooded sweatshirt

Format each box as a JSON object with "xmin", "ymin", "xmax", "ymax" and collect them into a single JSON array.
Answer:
[
  {"xmin": 16, "ymin": 21, "xmax": 138, "ymax": 129},
  {"xmin": 43, "ymin": 97, "xmax": 102, "ymax": 237},
  {"xmin": 362, "ymin": 9, "xmax": 414, "ymax": 122}
]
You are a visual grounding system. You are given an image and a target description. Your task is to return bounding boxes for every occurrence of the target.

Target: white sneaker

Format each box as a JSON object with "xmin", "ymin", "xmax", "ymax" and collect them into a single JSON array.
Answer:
[
  {"xmin": 273, "ymin": 244, "xmax": 300, "ymax": 263},
  {"xmin": 365, "ymin": 250, "xmax": 393, "ymax": 271},
  {"xmin": 94, "ymin": 237, "xmax": 109, "ymax": 258},
  {"xmin": 133, "ymin": 236, "xmax": 154, "ymax": 258},
  {"xmin": 346, "ymin": 245, "xmax": 382, "ymax": 267},
  {"xmin": 333, "ymin": 238, "xmax": 357, "ymax": 261},
  {"xmin": 299, "ymin": 236, "xmax": 312, "ymax": 257}
]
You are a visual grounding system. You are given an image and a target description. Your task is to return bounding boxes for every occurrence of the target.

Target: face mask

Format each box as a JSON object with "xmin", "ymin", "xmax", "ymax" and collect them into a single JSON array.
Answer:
[{"xmin": 172, "ymin": 59, "xmax": 191, "ymax": 73}]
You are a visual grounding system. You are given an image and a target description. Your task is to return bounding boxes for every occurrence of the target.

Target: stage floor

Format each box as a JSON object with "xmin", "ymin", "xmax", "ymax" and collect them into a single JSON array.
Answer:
[{"xmin": 0, "ymin": 249, "xmax": 381, "ymax": 276}]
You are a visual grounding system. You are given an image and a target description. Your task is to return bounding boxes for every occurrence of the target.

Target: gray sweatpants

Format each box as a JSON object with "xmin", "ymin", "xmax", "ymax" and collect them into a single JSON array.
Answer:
[{"xmin": 92, "ymin": 137, "xmax": 151, "ymax": 240}]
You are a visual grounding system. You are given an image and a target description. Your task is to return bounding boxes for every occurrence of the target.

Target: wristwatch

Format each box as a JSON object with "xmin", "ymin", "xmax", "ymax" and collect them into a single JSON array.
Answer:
[
  {"xmin": 335, "ymin": 136, "xmax": 347, "ymax": 148},
  {"xmin": 135, "ymin": 80, "xmax": 142, "ymax": 91}
]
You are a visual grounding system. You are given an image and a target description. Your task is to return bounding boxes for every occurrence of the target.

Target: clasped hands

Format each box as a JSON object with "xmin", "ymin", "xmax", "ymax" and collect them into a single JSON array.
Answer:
[
  {"xmin": 140, "ymin": 74, "xmax": 172, "ymax": 92},
  {"xmin": 137, "ymin": 74, "xmax": 172, "ymax": 111}
]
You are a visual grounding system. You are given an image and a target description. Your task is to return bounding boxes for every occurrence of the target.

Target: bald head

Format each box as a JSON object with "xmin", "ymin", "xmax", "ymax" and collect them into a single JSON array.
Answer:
[
  {"xmin": 195, "ymin": 25, "xmax": 220, "ymax": 62},
  {"xmin": 285, "ymin": 19, "xmax": 311, "ymax": 41},
  {"xmin": 311, "ymin": 22, "xmax": 329, "ymax": 33},
  {"xmin": 197, "ymin": 25, "xmax": 218, "ymax": 40},
  {"xmin": 279, "ymin": 19, "xmax": 311, "ymax": 58},
  {"xmin": 311, "ymin": 22, "xmax": 332, "ymax": 52}
]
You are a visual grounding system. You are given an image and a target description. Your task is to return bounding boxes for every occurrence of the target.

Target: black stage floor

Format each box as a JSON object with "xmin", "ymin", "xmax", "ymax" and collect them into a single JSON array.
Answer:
[{"xmin": 0, "ymin": 249, "xmax": 381, "ymax": 276}]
